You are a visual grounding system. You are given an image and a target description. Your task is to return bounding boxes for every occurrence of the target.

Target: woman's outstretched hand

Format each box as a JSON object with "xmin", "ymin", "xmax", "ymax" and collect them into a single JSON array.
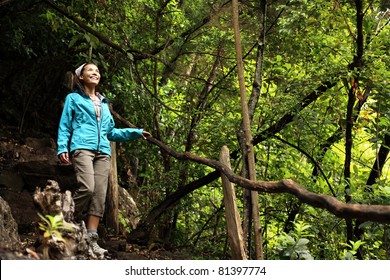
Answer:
[{"xmin": 142, "ymin": 130, "xmax": 152, "ymax": 140}]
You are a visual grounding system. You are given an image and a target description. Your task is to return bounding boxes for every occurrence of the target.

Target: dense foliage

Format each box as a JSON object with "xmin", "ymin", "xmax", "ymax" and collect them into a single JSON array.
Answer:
[{"xmin": 0, "ymin": 0, "xmax": 389, "ymax": 259}]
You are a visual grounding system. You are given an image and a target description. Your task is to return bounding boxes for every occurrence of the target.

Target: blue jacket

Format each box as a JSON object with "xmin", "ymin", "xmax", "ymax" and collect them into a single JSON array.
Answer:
[{"xmin": 57, "ymin": 90, "xmax": 143, "ymax": 156}]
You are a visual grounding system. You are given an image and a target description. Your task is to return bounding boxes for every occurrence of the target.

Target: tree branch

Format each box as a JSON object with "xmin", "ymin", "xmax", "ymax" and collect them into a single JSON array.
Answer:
[
  {"xmin": 111, "ymin": 109, "xmax": 390, "ymax": 224},
  {"xmin": 43, "ymin": 0, "xmax": 230, "ymax": 61},
  {"xmin": 43, "ymin": 0, "xmax": 147, "ymax": 59}
]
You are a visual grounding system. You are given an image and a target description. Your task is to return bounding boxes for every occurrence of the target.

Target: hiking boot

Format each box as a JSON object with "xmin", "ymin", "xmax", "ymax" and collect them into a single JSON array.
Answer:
[{"xmin": 87, "ymin": 232, "xmax": 108, "ymax": 256}]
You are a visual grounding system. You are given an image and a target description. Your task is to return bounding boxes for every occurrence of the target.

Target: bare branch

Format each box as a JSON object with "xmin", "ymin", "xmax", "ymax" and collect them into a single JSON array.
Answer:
[
  {"xmin": 111, "ymin": 109, "xmax": 390, "ymax": 224},
  {"xmin": 155, "ymin": 136, "xmax": 390, "ymax": 223}
]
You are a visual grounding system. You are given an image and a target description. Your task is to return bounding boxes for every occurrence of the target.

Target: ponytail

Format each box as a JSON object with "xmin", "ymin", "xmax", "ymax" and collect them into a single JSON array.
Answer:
[{"xmin": 63, "ymin": 71, "xmax": 83, "ymax": 92}]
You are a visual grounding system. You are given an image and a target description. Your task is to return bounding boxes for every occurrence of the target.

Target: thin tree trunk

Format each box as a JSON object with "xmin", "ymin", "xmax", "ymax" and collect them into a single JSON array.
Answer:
[
  {"xmin": 220, "ymin": 146, "xmax": 247, "ymax": 260},
  {"xmin": 344, "ymin": 81, "xmax": 356, "ymax": 242},
  {"xmin": 240, "ymin": 0, "xmax": 267, "ymax": 257},
  {"xmin": 345, "ymin": 0, "xmax": 364, "ymax": 243},
  {"xmin": 105, "ymin": 142, "xmax": 119, "ymax": 233},
  {"xmin": 232, "ymin": 0, "xmax": 263, "ymax": 260}
]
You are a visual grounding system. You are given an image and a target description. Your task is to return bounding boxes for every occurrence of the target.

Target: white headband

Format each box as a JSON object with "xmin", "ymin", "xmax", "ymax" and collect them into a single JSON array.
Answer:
[{"xmin": 75, "ymin": 63, "xmax": 86, "ymax": 77}]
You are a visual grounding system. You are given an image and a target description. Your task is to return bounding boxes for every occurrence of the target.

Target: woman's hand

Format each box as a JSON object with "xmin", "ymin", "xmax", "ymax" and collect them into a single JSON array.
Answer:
[
  {"xmin": 142, "ymin": 130, "xmax": 151, "ymax": 140},
  {"xmin": 59, "ymin": 152, "xmax": 70, "ymax": 164}
]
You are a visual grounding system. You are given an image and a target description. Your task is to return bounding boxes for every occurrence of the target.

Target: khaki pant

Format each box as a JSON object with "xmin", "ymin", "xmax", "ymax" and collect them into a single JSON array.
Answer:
[{"xmin": 71, "ymin": 149, "xmax": 111, "ymax": 218}]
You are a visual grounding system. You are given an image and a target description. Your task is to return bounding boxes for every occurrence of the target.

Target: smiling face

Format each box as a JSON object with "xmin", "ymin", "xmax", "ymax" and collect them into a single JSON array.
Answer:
[{"xmin": 79, "ymin": 63, "xmax": 100, "ymax": 86}]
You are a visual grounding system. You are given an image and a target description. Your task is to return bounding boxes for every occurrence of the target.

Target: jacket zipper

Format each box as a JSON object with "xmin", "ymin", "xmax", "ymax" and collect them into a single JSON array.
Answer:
[
  {"xmin": 91, "ymin": 96, "xmax": 102, "ymax": 152},
  {"xmin": 97, "ymin": 109, "xmax": 103, "ymax": 152}
]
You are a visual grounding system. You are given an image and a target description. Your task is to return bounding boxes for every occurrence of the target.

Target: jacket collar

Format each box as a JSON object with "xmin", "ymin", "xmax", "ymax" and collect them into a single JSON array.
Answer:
[{"xmin": 75, "ymin": 86, "xmax": 109, "ymax": 103}]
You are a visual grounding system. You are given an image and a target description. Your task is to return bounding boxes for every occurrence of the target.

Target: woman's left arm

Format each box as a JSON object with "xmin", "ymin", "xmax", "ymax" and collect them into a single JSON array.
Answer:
[
  {"xmin": 108, "ymin": 127, "xmax": 145, "ymax": 142},
  {"xmin": 104, "ymin": 102, "xmax": 150, "ymax": 142}
]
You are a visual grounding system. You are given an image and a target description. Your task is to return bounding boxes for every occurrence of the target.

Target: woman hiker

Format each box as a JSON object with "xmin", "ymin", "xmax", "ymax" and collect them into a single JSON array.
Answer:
[{"xmin": 57, "ymin": 62, "xmax": 150, "ymax": 256}]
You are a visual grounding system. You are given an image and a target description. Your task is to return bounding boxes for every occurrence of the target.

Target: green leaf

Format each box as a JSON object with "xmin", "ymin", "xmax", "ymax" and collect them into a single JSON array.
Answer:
[{"xmin": 296, "ymin": 238, "xmax": 310, "ymax": 247}]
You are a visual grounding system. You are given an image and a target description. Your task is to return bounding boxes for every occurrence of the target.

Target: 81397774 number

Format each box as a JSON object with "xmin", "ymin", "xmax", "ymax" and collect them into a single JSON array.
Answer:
[{"xmin": 218, "ymin": 266, "xmax": 266, "ymax": 276}]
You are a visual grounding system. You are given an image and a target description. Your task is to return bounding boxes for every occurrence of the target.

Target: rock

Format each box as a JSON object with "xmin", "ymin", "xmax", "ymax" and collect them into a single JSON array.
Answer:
[
  {"xmin": 0, "ymin": 190, "xmax": 38, "ymax": 234},
  {"xmin": 119, "ymin": 186, "xmax": 140, "ymax": 231},
  {"xmin": 0, "ymin": 196, "xmax": 22, "ymax": 251}
]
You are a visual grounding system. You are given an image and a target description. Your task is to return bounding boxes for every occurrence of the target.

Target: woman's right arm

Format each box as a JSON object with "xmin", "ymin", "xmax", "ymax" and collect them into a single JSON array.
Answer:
[{"xmin": 57, "ymin": 94, "xmax": 74, "ymax": 158}]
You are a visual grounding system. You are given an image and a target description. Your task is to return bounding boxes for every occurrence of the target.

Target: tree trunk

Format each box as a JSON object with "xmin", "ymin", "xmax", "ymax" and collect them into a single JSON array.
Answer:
[
  {"xmin": 33, "ymin": 180, "xmax": 107, "ymax": 259},
  {"xmin": 105, "ymin": 142, "xmax": 119, "ymax": 233},
  {"xmin": 232, "ymin": 0, "xmax": 263, "ymax": 260},
  {"xmin": 239, "ymin": 0, "xmax": 267, "ymax": 257},
  {"xmin": 220, "ymin": 146, "xmax": 247, "ymax": 260},
  {"xmin": 344, "ymin": 0, "xmax": 364, "ymax": 244}
]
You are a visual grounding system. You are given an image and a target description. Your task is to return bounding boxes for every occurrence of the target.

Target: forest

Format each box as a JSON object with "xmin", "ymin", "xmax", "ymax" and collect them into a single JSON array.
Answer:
[{"xmin": 0, "ymin": 0, "xmax": 389, "ymax": 260}]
